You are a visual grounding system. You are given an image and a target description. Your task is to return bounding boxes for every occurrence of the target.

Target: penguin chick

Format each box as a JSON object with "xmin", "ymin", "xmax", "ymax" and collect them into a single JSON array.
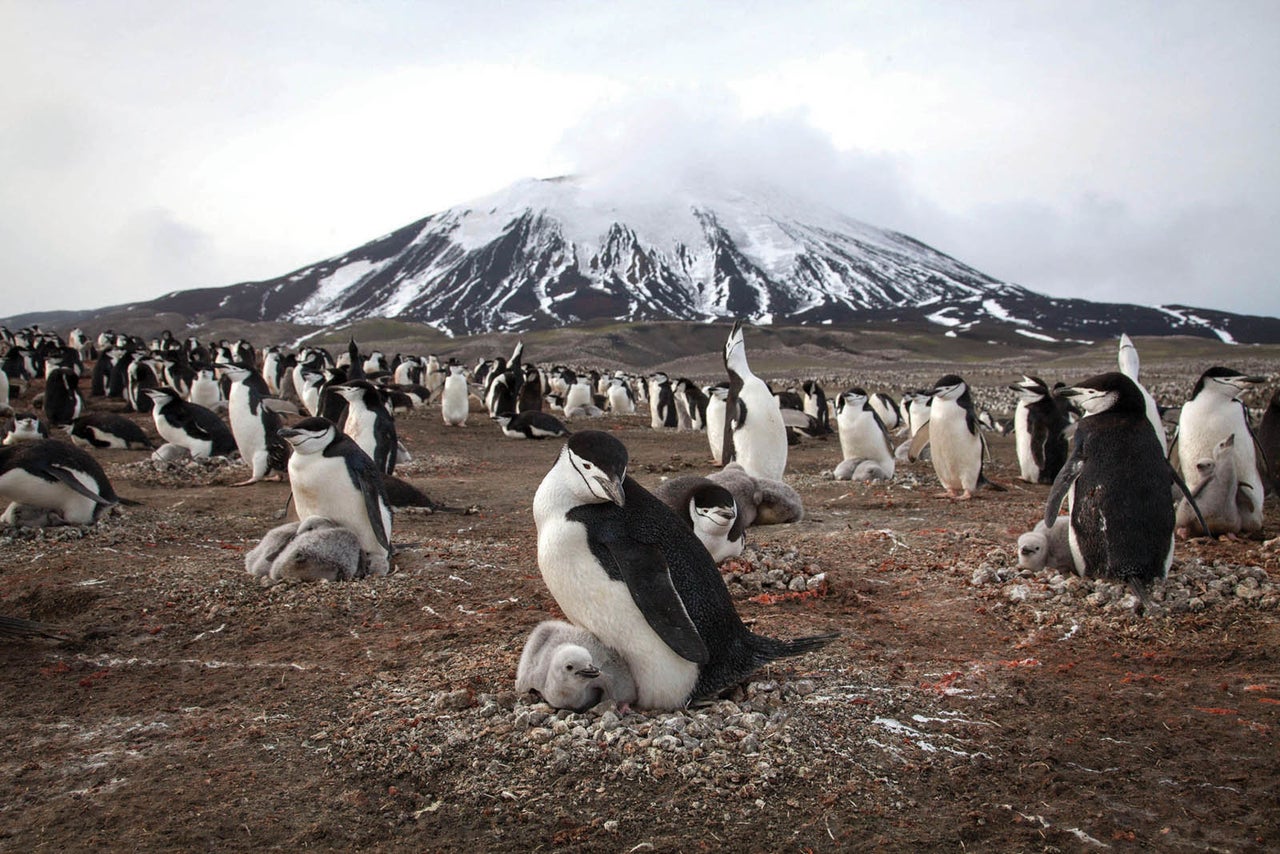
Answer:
[
  {"xmin": 245, "ymin": 521, "xmax": 301, "ymax": 579},
  {"xmin": 1, "ymin": 502, "xmax": 65, "ymax": 528},
  {"xmin": 1016, "ymin": 519, "xmax": 1073, "ymax": 572},
  {"xmin": 270, "ymin": 516, "xmax": 376, "ymax": 583},
  {"xmin": 833, "ymin": 457, "xmax": 893, "ymax": 481},
  {"xmin": 1176, "ymin": 434, "xmax": 1248, "ymax": 538},
  {"xmin": 706, "ymin": 463, "xmax": 803, "ymax": 526},
  {"xmin": 515, "ymin": 620, "xmax": 638, "ymax": 711}
]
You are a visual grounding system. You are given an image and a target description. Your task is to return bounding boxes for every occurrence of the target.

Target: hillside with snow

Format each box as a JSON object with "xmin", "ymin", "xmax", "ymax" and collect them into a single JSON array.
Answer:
[{"xmin": 63, "ymin": 177, "xmax": 1280, "ymax": 343}]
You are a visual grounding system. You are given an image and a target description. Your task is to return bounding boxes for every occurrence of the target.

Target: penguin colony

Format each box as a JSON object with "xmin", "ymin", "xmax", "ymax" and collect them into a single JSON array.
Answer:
[{"xmin": 0, "ymin": 322, "xmax": 1275, "ymax": 711}]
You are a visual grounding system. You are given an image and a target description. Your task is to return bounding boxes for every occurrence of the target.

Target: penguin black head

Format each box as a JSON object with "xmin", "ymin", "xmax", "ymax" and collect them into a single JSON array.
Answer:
[
  {"xmin": 933, "ymin": 375, "xmax": 968, "ymax": 401},
  {"xmin": 278, "ymin": 417, "xmax": 338, "ymax": 454},
  {"xmin": 1190, "ymin": 367, "xmax": 1267, "ymax": 400},
  {"xmin": 559, "ymin": 430, "xmax": 628, "ymax": 506},
  {"xmin": 143, "ymin": 387, "xmax": 181, "ymax": 409},
  {"xmin": 688, "ymin": 483, "xmax": 738, "ymax": 529},
  {"xmin": 1055, "ymin": 371, "xmax": 1145, "ymax": 416},
  {"xmin": 1009, "ymin": 375, "xmax": 1048, "ymax": 400},
  {"xmin": 217, "ymin": 364, "xmax": 253, "ymax": 382}
]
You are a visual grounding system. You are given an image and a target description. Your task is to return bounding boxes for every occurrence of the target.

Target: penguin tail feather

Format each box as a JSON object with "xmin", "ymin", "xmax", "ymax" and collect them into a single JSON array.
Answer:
[
  {"xmin": 751, "ymin": 631, "xmax": 839, "ymax": 665},
  {"xmin": 0, "ymin": 615, "xmax": 69, "ymax": 641},
  {"xmin": 116, "ymin": 496, "xmax": 142, "ymax": 507},
  {"xmin": 978, "ymin": 474, "xmax": 1007, "ymax": 492}
]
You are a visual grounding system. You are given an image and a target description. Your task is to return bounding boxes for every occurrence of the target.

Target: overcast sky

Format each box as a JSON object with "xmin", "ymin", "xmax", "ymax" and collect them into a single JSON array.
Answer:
[{"xmin": 3, "ymin": 0, "xmax": 1277, "ymax": 319}]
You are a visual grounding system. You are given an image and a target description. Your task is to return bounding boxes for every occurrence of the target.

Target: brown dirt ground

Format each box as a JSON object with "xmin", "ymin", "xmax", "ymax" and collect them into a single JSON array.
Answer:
[{"xmin": 2, "ymin": 370, "xmax": 1278, "ymax": 853}]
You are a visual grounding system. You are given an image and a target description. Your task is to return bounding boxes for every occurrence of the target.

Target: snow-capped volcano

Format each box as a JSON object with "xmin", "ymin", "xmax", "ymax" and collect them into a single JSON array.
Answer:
[{"xmin": 134, "ymin": 176, "xmax": 1279, "ymax": 342}]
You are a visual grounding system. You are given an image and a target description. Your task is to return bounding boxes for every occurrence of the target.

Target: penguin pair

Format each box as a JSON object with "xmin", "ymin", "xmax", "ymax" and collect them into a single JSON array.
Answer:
[
  {"xmin": 833, "ymin": 388, "xmax": 895, "ymax": 481},
  {"xmin": 516, "ymin": 620, "xmax": 638, "ymax": 711},
  {"xmin": 533, "ymin": 430, "xmax": 834, "ymax": 709},
  {"xmin": 245, "ymin": 516, "xmax": 384, "ymax": 584}
]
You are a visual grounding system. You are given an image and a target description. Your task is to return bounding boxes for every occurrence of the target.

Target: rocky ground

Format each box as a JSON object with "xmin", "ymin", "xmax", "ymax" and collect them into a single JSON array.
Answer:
[{"xmin": 2, "ymin": 349, "xmax": 1279, "ymax": 852}]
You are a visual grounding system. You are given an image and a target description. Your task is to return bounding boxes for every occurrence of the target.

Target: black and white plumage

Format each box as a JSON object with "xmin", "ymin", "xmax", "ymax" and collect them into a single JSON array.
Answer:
[
  {"xmin": 517, "ymin": 364, "xmax": 544, "ymax": 413},
  {"xmin": 652, "ymin": 477, "xmax": 745, "ymax": 563},
  {"xmin": 1047, "ymin": 372, "xmax": 1205, "ymax": 603},
  {"xmin": 533, "ymin": 431, "xmax": 833, "ymax": 709},
  {"xmin": 722, "ymin": 321, "xmax": 788, "ymax": 481},
  {"xmin": 337, "ymin": 381, "xmax": 398, "ymax": 475},
  {"xmin": 493, "ymin": 410, "xmax": 571, "ymax": 440},
  {"xmin": 220, "ymin": 365, "xmax": 289, "ymax": 485},
  {"xmin": 1258, "ymin": 389, "xmax": 1280, "ymax": 492},
  {"xmin": 1117, "ymin": 333, "xmax": 1167, "ymax": 453},
  {"xmin": 1174, "ymin": 367, "xmax": 1267, "ymax": 533},
  {"xmin": 915, "ymin": 375, "xmax": 986, "ymax": 499},
  {"xmin": 605, "ymin": 376, "xmax": 636, "ymax": 415},
  {"xmin": 42, "ymin": 368, "xmax": 84, "ymax": 427},
  {"xmin": 188, "ymin": 367, "xmax": 223, "ymax": 410},
  {"xmin": 1176, "ymin": 434, "xmax": 1250, "ymax": 537},
  {"xmin": 515, "ymin": 620, "xmax": 638, "ymax": 711},
  {"xmin": 648, "ymin": 373, "xmax": 679, "ymax": 430},
  {"xmin": 703, "ymin": 384, "xmax": 729, "ymax": 464},
  {"xmin": 801, "ymin": 381, "xmax": 831, "ymax": 434},
  {"xmin": 68, "ymin": 413, "xmax": 154, "ymax": 450},
  {"xmin": 1009, "ymin": 375, "xmax": 1071, "ymax": 485},
  {"xmin": 3, "ymin": 413, "xmax": 49, "ymax": 445},
  {"xmin": 441, "ymin": 363, "xmax": 470, "ymax": 426},
  {"xmin": 0, "ymin": 439, "xmax": 124, "ymax": 525},
  {"xmin": 144, "ymin": 388, "xmax": 237, "ymax": 458},
  {"xmin": 674, "ymin": 379, "xmax": 708, "ymax": 431},
  {"xmin": 278, "ymin": 417, "xmax": 392, "ymax": 562},
  {"xmin": 833, "ymin": 388, "xmax": 894, "ymax": 481}
]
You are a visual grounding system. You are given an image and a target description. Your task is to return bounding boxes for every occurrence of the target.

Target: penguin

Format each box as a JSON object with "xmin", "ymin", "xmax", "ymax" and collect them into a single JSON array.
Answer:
[
  {"xmin": 0, "ymin": 363, "xmax": 10, "ymax": 415},
  {"xmin": 651, "ymin": 477, "xmax": 745, "ymax": 563},
  {"xmin": 3, "ymin": 413, "xmax": 49, "ymax": 445},
  {"xmin": 1258, "ymin": 389, "xmax": 1280, "ymax": 492},
  {"xmin": 722, "ymin": 321, "xmax": 788, "ymax": 482},
  {"xmin": 441, "ymin": 363, "xmax": 470, "ymax": 427},
  {"xmin": 1173, "ymin": 367, "xmax": 1267, "ymax": 533},
  {"xmin": 1016, "ymin": 518, "xmax": 1073, "ymax": 573},
  {"xmin": 1116, "ymin": 334, "xmax": 1167, "ymax": 453},
  {"xmin": 220, "ymin": 365, "xmax": 289, "ymax": 485},
  {"xmin": 869, "ymin": 392, "xmax": 900, "ymax": 432},
  {"xmin": 261, "ymin": 347, "xmax": 285, "ymax": 396},
  {"xmin": 68, "ymin": 413, "xmax": 154, "ymax": 450},
  {"xmin": 1047, "ymin": 372, "xmax": 1205, "ymax": 605},
  {"xmin": 336, "ymin": 381, "xmax": 398, "ymax": 475},
  {"xmin": 920, "ymin": 375, "xmax": 986, "ymax": 500},
  {"xmin": 1176, "ymin": 434, "xmax": 1250, "ymax": 538},
  {"xmin": 42, "ymin": 368, "xmax": 84, "ymax": 427},
  {"xmin": 703, "ymin": 384, "xmax": 729, "ymax": 465},
  {"xmin": 344, "ymin": 339, "xmax": 365, "ymax": 380},
  {"xmin": 648, "ymin": 373, "xmax": 679, "ymax": 430},
  {"xmin": 605, "ymin": 376, "xmax": 636, "ymax": 415},
  {"xmin": 708, "ymin": 463, "xmax": 804, "ymax": 527},
  {"xmin": 297, "ymin": 371, "xmax": 325, "ymax": 417},
  {"xmin": 532, "ymin": 430, "xmax": 835, "ymax": 709},
  {"xmin": 801, "ymin": 381, "xmax": 831, "ymax": 434},
  {"xmin": 144, "ymin": 388, "xmax": 237, "ymax": 458},
  {"xmin": 833, "ymin": 388, "xmax": 895, "ymax": 481},
  {"xmin": 0, "ymin": 439, "xmax": 125, "ymax": 524},
  {"xmin": 245, "ymin": 521, "xmax": 300, "ymax": 579},
  {"xmin": 493, "ymin": 410, "xmax": 571, "ymax": 440},
  {"xmin": 125, "ymin": 357, "xmax": 160, "ymax": 413},
  {"xmin": 517, "ymin": 364, "xmax": 544, "ymax": 413},
  {"xmin": 674, "ymin": 379, "xmax": 709, "ymax": 431},
  {"xmin": 278, "ymin": 417, "xmax": 392, "ymax": 564},
  {"xmin": 270, "ymin": 516, "xmax": 372, "ymax": 583},
  {"xmin": 516, "ymin": 620, "xmax": 638, "ymax": 711},
  {"xmin": 1009, "ymin": 375, "xmax": 1070, "ymax": 484},
  {"xmin": 562, "ymin": 378, "xmax": 598, "ymax": 418},
  {"xmin": 188, "ymin": 367, "xmax": 223, "ymax": 410}
]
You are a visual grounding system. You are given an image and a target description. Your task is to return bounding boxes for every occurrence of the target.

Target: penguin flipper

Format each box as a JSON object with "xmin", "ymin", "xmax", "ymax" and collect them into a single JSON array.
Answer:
[
  {"xmin": 46, "ymin": 466, "xmax": 117, "ymax": 506},
  {"xmin": 1044, "ymin": 447, "xmax": 1084, "ymax": 528},
  {"xmin": 1167, "ymin": 459, "xmax": 1212, "ymax": 539},
  {"xmin": 907, "ymin": 422, "xmax": 931, "ymax": 462},
  {"xmin": 599, "ymin": 540, "xmax": 708, "ymax": 666}
]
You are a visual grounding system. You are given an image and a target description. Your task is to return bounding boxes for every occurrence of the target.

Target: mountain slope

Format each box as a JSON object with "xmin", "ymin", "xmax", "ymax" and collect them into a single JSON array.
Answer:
[{"xmin": 94, "ymin": 177, "xmax": 1280, "ymax": 343}]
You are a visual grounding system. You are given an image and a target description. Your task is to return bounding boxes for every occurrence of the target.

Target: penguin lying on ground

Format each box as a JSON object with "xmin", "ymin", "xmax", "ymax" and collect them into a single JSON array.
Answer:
[
  {"xmin": 1176, "ymin": 434, "xmax": 1253, "ymax": 538},
  {"xmin": 0, "ymin": 439, "xmax": 129, "ymax": 525},
  {"xmin": 515, "ymin": 620, "xmax": 638, "ymax": 711},
  {"xmin": 1017, "ymin": 519, "xmax": 1073, "ymax": 572},
  {"xmin": 145, "ymin": 388, "xmax": 237, "ymax": 458},
  {"xmin": 246, "ymin": 517, "xmax": 381, "ymax": 583},
  {"xmin": 651, "ymin": 477, "xmax": 746, "ymax": 563},
  {"xmin": 533, "ymin": 431, "xmax": 835, "ymax": 709},
  {"xmin": 68, "ymin": 413, "xmax": 154, "ymax": 450},
  {"xmin": 3, "ymin": 413, "xmax": 49, "ymax": 444},
  {"xmin": 1047, "ymin": 373, "xmax": 1207, "ymax": 608},
  {"xmin": 493, "ymin": 410, "xmax": 571, "ymax": 439}
]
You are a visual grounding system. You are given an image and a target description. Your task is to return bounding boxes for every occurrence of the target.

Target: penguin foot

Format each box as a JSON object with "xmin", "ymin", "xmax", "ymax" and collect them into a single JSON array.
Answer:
[
  {"xmin": 957, "ymin": 490, "xmax": 973, "ymax": 501},
  {"xmin": 230, "ymin": 478, "xmax": 261, "ymax": 487}
]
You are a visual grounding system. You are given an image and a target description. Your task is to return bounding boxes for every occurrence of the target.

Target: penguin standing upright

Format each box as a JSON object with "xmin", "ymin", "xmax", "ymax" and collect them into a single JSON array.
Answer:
[
  {"xmin": 1117, "ymin": 334, "xmax": 1167, "ymax": 452},
  {"xmin": 144, "ymin": 388, "xmax": 237, "ymax": 458},
  {"xmin": 1009, "ymin": 375, "xmax": 1070, "ymax": 484},
  {"xmin": 1258, "ymin": 389, "xmax": 1280, "ymax": 491},
  {"xmin": 922, "ymin": 375, "xmax": 985, "ymax": 500},
  {"xmin": 533, "ymin": 431, "xmax": 835, "ymax": 709},
  {"xmin": 0, "ymin": 439, "xmax": 125, "ymax": 524},
  {"xmin": 703, "ymin": 384, "xmax": 729, "ymax": 464},
  {"xmin": 648, "ymin": 373, "xmax": 678, "ymax": 430},
  {"xmin": 833, "ymin": 388, "xmax": 894, "ymax": 481},
  {"xmin": 605, "ymin": 377, "xmax": 636, "ymax": 415},
  {"xmin": 674, "ymin": 379, "xmax": 708, "ymax": 431},
  {"xmin": 220, "ymin": 365, "xmax": 289, "ymax": 485},
  {"xmin": 869, "ymin": 392, "xmax": 900, "ymax": 432},
  {"xmin": 188, "ymin": 367, "xmax": 223, "ymax": 410},
  {"xmin": 337, "ymin": 381, "xmax": 398, "ymax": 475},
  {"xmin": 801, "ymin": 381, "xmax": 830, "ymax": 434},
  {"xmin": 517, "ymin": 364, "xmax": 544, "ymax": 413},
  {"xmin": 441, "ymin": 363, "xmax": 470, "ymax": 427},
  {"xmin": 42, "ymin": 368, "xmax": 84, "ymax": 427},
  {"xmin": 722, "ymin": 321, "xmax": 787, "ymax": 482},
  {"xmin": 1048, "ymin": 372, "xmax": 1205, "ymax": 604},
  {"xmin": 278, "ymin": 417, "xmax": 392, "ymax": 567},
  {"xmin": 1174, "ymin": 367, "xmax": 1267, "ymax": 533}
]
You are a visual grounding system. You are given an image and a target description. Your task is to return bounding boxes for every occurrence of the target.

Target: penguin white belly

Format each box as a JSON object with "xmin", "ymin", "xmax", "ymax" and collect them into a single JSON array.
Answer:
[
  {"xmin": 838, "ymin": 413, "xmax": 892, "ymax": 468},
  {"xmin": 1138, "ymin": 386, "xmax": 1166, "ymax": 454},
  {"xmin": 0, "ymin": 468, "xmax": 99, "ymax": 524},
  {"xmin": 734, "ymin": 381, "xmax": 788, "ymax": 482},
  {"xmin": 1179, "ymin": 403, "xmax": 1261, "ymax": 526},
  {"xmin": 564, "ymin": 385, "xmax": 591, "ymax": 414},
  {"xmin": 607, "ymin": 386, "xmax": 634, "ymax": 415},
  {"xmin": 929, "ymin": 409, "xmax": 981, "ymax": 491},
  {"xmin": 85, "ymin": 427, "xmax": 126, "ymax": 450},
  {"xmin": 441, "ymin": 378, "xmax": 469, "ymax": 425},
  {"xmin": 289, "ymin": 454, "xmax": 387, "ymax": 557},
  {"xmin": 1013, "ymin": 402, "xmax": 1038, "ymax": 482},
  {"xmin": 344, "ymin": 412, "xmax": 378, "ymax": 461},
  {"xmin": 1064, "ymin": 484, "xmax": 1086, "ymax": 577},
  {"xmin": 189, "ymin": 380, "xmax": 221, "ymax": 409},
  {"xmin": 705, "ymin": 400, "xmax": 726, "ymax": 464},
  {"xmin": 648, "ymin": 383, "xmax": 664, "ymax": 429},
  {"xmin": 536, "ymin": 519, "xmax": 699, "ymax": 709},
  {"xmin": 154, "ymin": 414, "xmax": 213, "ymax": 458},
  {"xmin": 229, "ymin": 389, "xmax": 268, "ymax": 475}
]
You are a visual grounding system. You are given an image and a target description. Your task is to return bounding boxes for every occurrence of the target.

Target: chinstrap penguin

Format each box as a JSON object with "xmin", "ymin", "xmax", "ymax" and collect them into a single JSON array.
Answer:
[
  {"xmin": 721, "ymin": 321, "xmax": 787, "ymax": 481},
  {"xmin": 68, "ymin": 413, "xmax": 155, "ymax": 450},
  {"xmin": 651, "ymin": 477, "xmax": 746, "ymax": 563},
  {"xmin": 0, "ymin": 439, "xmax": 127, "ymax": 525},
  {"xmin": 220, "ymin": 365, "xmax": 289, "ymax": 485},
  {"xmin": 145, "ymin": 388, "xmax": 237, "ymax": 458},
  {"xmin": 3, "ymin": 413, "xmax": 49, "ymax": 445},
  {"xmin": 493, "ymin": 410, "xmax": 571, "ymax": 439}
]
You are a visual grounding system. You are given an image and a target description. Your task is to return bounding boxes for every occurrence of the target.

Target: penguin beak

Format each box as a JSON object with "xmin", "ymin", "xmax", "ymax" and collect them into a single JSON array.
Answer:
[
  {"xmin": 1054, "ymin": 387, "xmax": 1080, "ymax": 399},
  {"xmin": 578, "ymin": 666, "xmax": 600, "ymax": 679},
  {"xmin": 598, "ymin": 474, "xmax": 625, "ymax": 507}
]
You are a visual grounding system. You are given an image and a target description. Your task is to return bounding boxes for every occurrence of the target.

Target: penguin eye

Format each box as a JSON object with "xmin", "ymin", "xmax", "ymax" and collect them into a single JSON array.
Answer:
[{"xmin": 582, "ymin": 462, "xmax": 593, "ymax": 470}]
